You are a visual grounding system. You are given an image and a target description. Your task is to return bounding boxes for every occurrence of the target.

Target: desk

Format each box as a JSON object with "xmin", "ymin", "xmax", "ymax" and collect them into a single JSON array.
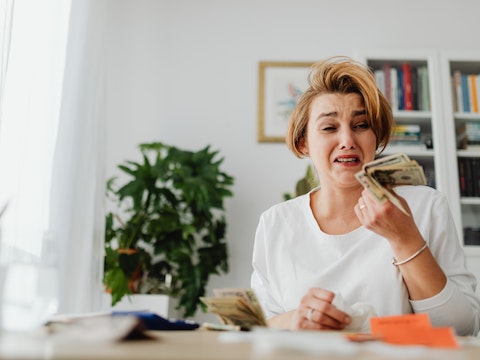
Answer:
[{"xmin": 0, "ymin": 329, "xmax": 479, "ymax": 360}]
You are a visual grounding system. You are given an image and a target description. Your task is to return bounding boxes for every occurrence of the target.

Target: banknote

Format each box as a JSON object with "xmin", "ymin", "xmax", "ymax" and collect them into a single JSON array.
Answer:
[
  {"xmin": 201, "ymin": 288, "xmax": 267, "ymax": 330},
  {"xmin": 354, "ymin": 171, "xmax": 387, "ymax": 204},
  {"xmin": 355, "ymin": 153, "xmax": 427, "ymax": 215},
  {"xmin": 363, "ymin": 152, "xmax": 411, "ymax": 172}
]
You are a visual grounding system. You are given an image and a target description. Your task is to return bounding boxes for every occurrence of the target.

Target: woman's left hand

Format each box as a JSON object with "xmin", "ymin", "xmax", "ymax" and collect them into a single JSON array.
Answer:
[
  {"xmin": 354, "ymin": 188, "xmax": 422, "ymax": 248},
  {"xmin": 354, "ymin": 188, "xmax": 447, "ymax": 301}
]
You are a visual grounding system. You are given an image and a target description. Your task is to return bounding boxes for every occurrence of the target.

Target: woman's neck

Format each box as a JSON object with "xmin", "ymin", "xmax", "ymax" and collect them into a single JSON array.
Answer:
[{"xmin": 310, "ymin": 186, "xmax": 363, "ymax": 235}]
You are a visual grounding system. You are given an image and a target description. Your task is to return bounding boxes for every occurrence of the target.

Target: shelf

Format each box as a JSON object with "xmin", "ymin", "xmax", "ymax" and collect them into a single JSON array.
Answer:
[
  {"xmin": 454, "ymin": 112, "xmax": 480, "ymax": 121},
  {"xmin": 384, "ymin": 146, "xmax": 433, "ymax": 157},
  {"xmin": 392, "ymin": 110, "xmax": 432, "ymax": 120},
  {"xmin": 460, "ymin": 197, "xmax": 480, "ymax": 205},
  {"xmin": 463, "ymin": 246, "xmax": 480, "ymax": 257},
  {"xmin": 457, "ymin": 150, "xmax": 480, "ymax": 157}
]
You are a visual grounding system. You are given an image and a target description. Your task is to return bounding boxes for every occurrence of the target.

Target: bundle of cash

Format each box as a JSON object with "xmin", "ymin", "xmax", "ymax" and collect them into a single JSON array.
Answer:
[
  {"xmin": 355, "ymin": 153, "xmax": 427, "ymax": 216},
  {"xmin": 200, "ymin": 288, "xmax": 267, "ymax": 330}
]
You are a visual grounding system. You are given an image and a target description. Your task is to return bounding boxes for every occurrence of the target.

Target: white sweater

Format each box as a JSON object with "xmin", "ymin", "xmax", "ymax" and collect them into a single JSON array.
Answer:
[{"xmin": 251, "ymin": 185, "xmax": 480, "ymax": 335}]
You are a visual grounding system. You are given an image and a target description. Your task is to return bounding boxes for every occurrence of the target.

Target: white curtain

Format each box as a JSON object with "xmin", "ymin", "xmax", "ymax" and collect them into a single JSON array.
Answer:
[
  {"xmin": 0, "ymin": 0, "xmax": 14, "ymax": 125},
  {"xmin": 0, "ymin": 0, "xmax": 71, "ymax": 259},
  {"xmin": 0, "ymin": 0, "xmax": 13, "ymax": 220},
  {"xmin": 0, "ymin": 0, "xmax": 107, "ymax": 314},
  {"xmin": 49, "ymin": 0, "xmax": 107, "ymax": 313}
]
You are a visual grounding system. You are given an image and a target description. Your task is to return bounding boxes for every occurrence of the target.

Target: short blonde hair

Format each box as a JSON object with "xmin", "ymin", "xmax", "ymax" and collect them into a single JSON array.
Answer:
[{"xmin": 286, "ymin": 56, "xmax": 394, "ymax": 158}]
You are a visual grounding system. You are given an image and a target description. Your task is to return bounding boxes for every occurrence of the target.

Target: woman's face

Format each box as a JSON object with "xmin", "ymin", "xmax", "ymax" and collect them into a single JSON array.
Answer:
[{"xmin": 301, "ymin": 92, "xmax": 377, "ymax": 190}]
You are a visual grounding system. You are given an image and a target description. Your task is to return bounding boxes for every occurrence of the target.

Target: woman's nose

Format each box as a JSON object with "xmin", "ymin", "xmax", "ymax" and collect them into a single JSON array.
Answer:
[{"xmin": 338, "ymin": 128, "xmax": 356, "ymax": 149}]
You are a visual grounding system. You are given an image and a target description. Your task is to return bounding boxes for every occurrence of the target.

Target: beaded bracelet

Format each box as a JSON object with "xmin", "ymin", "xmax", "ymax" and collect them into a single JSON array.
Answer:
[{"xmin": 392, "ymin": 242, "xmax": 428, "ymax": 266}]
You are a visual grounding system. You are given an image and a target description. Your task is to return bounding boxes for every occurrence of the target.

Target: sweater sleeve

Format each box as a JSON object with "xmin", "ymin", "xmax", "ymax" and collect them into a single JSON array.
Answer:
[
  {"xmin": 410, "ymin": 280, "xmax": 479, "ymax": 335},
  {"xmin": 410, "ymin": 189, "xmax": 480, "ymax": 336},
  {"xmin": 250, "ymin": 212, "xmax": 285, "ymax": 319}
]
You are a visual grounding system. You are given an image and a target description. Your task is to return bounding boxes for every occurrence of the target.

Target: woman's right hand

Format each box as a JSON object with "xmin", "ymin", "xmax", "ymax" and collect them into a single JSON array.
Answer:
[{"xmin": 267, "ymin": 288, "xmax": 351, "ymax": 330}]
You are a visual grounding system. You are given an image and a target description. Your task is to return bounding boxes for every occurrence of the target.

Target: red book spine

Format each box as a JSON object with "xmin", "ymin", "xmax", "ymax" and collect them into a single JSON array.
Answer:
[{"xmin": 403, "ymin": 62, "xmax": 413, "ymax": 110}]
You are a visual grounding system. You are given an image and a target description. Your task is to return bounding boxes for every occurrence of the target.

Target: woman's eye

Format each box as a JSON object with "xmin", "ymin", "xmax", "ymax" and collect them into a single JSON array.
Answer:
[
  {"xmin": 321, "ymin": 126, "xmax": 336, "ymax": 132},
  {"xmin": 354, "ymin": 122, "xmax": 369, "ymax": 130}
]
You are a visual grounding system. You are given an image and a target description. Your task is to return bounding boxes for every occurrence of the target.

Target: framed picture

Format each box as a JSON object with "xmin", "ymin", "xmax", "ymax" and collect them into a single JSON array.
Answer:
[{"xmin": 257, "ymin": 61, "xmax": 313, "ymax": 142}]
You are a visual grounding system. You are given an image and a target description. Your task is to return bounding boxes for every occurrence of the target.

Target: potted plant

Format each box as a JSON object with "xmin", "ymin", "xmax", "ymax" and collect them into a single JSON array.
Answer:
[
  {"xmin": 103, "ymin": 142, "xmax": 234, "ymax": 318},
  {"xmin": 283, "ymin": 164, "xmax": 319, "ymax": 200}
]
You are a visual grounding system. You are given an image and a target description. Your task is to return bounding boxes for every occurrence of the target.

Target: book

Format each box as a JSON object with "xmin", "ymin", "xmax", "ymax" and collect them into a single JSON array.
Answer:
[
  {"xmin": 473, "ymin": 158, "xmax": 480, "ymax": 197},
  {"xmin": 454, "ymin": 70, "xmax": 463, "ymax": 112},
  {"xmin": 402, "ymin": 62, "xmax": 413, "ymax": 110},
  {"xmin": 464, "ymin": 227, "xmax": 480, "ymax": 245},
  {"xmin": 476, "ymin": 75, "xmax": 480, "ymax": 113},
  {"xmin": 375, "ymin": 69, "xmax": 386, "ymax": 96},
  {"xmin": 420, "ymin": 66, "xmax": 430, "ymax": 111},
  {"xmin": 457, "ymin": 121, "xmax": 480, "ymax": 133},
  {"xmin": 390, "ymin": 67, "xmax": 399, "ymax": 110},
  {"xmin": 461, "ymin": 73, "xmax": 470, "ymax": 112},
  {"xmin": 456, "ymin": 121, "xmax": 480, "ymax": 148},
  {"xmin": 458, "ymin": 157, "xmax": 480, "ymax": 197},
  {"xmin": 391, "ymin": 124, "xmax": 421, "ymax": 142},
  {"xmin": 465, "ymin": 158, "xmax": 474, "ymax": 196},
  {"xmin": 469, "ymin": 74, "xmax": 478, "ymax": 113},
  {"xmin": 383, "ymin": 63, "xmax": 392, "ymax": 105},
  {"xmin": 417, "ymin": 67, "xmax": 424, "ymax": 110},
  {"xmin": 411, "ymin": 65, "xmax": 418, "ymax": 110},
  {"xmin": 451, "ymin": 76, "xmax": 458, "ymax": 113},
  {"xmin": 458, "ymin": 158, "xmax": 466, "ymax": 196},
  {"xmin": 397, "ymin": 67, "xmax": 404, "ymax": 110}
]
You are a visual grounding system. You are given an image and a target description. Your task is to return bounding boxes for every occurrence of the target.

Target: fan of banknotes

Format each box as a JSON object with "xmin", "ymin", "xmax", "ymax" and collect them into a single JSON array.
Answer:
[
  {"xmin": 200, "ymin": 288, "xmax": 267, "ymax": 330},
  {"xmin": 355, "ymin": 153, "xmax": 427, "ymax": 216}
]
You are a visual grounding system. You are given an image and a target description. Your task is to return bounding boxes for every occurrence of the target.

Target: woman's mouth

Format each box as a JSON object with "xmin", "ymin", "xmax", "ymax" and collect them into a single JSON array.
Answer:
[{"xmin": 335, "ymin": 156, "xmax": 360, "ymax": 163}]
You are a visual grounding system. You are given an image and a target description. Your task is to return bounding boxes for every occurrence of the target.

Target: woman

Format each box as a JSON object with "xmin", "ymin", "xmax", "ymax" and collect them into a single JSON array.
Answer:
[{"xmin": 251, "ymin": 56, "xmax": 480, "ymax": 336}]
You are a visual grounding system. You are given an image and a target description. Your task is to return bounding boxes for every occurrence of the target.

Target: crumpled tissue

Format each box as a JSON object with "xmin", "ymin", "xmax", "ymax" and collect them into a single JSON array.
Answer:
[{"xmin": 332, "ymin": 293, "xmax": 377, "ymax": 333}]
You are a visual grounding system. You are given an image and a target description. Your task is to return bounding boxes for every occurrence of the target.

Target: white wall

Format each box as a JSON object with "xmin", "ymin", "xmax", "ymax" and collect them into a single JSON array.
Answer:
[{"xmin": 103, "ymin": 0, "xmax": 480, "ymax": 321}]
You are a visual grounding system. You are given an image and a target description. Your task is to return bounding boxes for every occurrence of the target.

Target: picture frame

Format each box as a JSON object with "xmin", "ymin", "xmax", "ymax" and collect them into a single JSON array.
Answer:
[{"xmin": 257, "ymin": 61, "xmax": 313, "ymax": 142}]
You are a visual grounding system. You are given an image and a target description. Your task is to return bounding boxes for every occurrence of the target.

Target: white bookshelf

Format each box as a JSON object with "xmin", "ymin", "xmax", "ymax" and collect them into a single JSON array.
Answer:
[
  {"xmin": 355, "ymin": 50, "xmax": 444, "ymax": 191},
  {"xmin": 439, "ymin": 52, "xmax": 480, "ymax": 281},
  {"xmin": 356, "ymin": 50, "xmax": 480, "ymax": 285}
]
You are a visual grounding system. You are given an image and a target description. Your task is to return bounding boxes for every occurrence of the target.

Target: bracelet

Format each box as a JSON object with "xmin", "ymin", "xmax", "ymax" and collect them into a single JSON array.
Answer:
[{"xmin": 392, "ymin": 242, "xmax": 428, "ymax": 266}]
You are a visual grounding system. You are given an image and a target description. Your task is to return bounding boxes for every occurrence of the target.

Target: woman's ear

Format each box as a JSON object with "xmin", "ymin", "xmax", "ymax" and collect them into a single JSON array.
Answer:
[{"xmin": 299, "ymin": 138, "xmax": 308, "ymax": 156}]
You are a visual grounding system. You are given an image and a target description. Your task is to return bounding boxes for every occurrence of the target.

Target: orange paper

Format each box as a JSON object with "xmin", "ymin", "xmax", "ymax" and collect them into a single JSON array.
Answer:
[{"xmin": 370, "ymin": 313, "xmax": 459, "ymax": 348}]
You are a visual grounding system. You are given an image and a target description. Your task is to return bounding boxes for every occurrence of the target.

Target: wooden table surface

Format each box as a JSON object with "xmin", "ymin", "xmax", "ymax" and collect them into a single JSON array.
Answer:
[{"xmin": 1, "ymin": 328, "xmax": 479, "ymax": 360}]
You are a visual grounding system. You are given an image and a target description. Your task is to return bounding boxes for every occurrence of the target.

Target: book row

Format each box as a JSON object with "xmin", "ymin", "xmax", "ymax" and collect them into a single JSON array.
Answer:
[
  {"xmin": 451, "ymin": 71, "xmax": 480, "ymax": 113},
  {"xmin": 458, "ymin": 157, "xmax": 480, "ymax": 197},
  {"xmin": 392, "ymin": 124, "xmax": 421, "ymax": 142},
  {"xmin": 373, "ymin": 63, "xmax": 430, "ymax": 112},
  {"xmin": 389, "ymin": 124, "xmax": 434, "ymax": 151},
  {"xmin": 464, "ymin": 227, "xmax": 480, "ymax": 246},
  {"xmin": 457, "ymin": 121, "xmax": 480, "ymax": 149}
]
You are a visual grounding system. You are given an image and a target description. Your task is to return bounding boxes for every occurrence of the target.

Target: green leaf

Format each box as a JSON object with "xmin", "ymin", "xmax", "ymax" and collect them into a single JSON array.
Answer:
[{"xmin": 104, "ymin": 267, "xmax": 131, "ymax": 306}]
